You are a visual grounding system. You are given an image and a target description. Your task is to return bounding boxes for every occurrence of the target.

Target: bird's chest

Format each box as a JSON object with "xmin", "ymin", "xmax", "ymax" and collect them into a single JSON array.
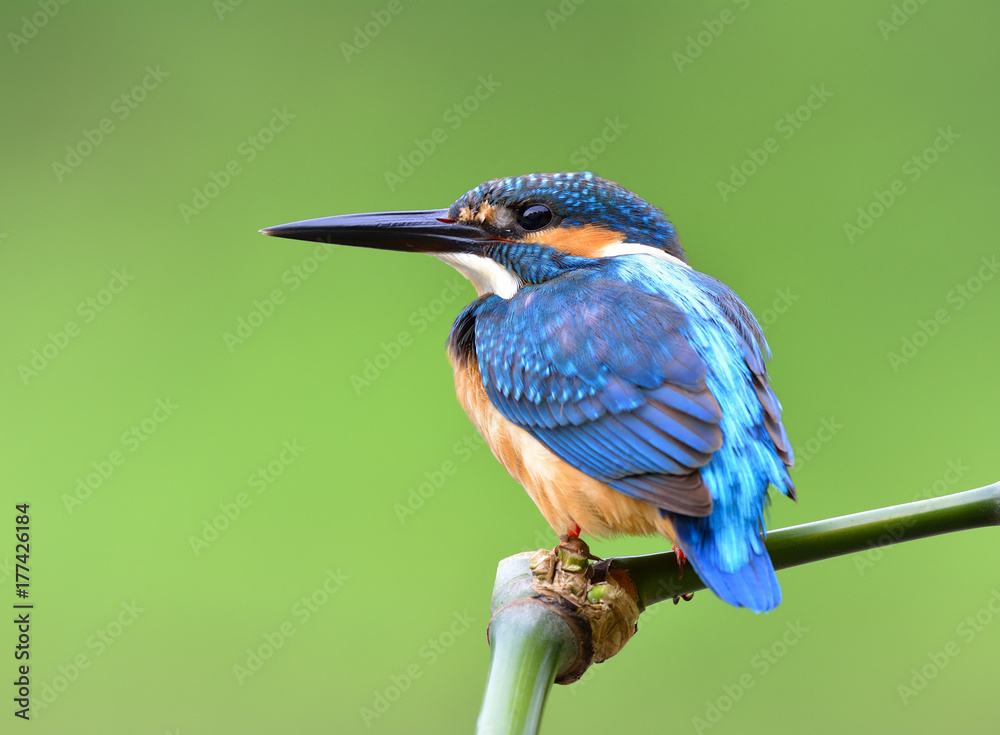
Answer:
[{"xmin": 447, "ymin": 349, "xmax": 674, "ymax": 540}]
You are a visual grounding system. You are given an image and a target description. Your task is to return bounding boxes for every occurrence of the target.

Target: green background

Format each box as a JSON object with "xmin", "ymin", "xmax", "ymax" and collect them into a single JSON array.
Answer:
[{"xmin": 2, "ymin": 1, "xmax": 998, "ymax": 733}]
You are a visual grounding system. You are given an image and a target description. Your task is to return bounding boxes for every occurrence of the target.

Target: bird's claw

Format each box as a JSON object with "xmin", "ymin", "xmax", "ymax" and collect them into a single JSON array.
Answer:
[
  {"xmin": 556, "ymin": 531, "xmax": 601, "ymax": 561},
  {"xmin": 670, "ymin": 545, "xmax": 694, "ymax": 602},
  {"xmin": 672, "ymin": 544, "xmax": 687, "ymax": 579}
]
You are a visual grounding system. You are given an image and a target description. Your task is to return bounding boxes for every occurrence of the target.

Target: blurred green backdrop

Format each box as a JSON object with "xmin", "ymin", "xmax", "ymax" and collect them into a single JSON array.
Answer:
[{"xmin": 2, "ymin": 1, "xmax": 998, "ymax": 733}]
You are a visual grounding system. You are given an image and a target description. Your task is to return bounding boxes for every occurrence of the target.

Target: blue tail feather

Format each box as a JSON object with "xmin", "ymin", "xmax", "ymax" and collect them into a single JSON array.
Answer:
[{"xmin": 673, "ymin": 516, "xmax": 781, "ymax": 613}]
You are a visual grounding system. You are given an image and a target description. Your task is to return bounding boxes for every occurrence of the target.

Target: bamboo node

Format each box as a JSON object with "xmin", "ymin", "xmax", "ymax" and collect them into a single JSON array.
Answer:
[{"xmin": 527, "ymin": 536, "xmax": 641, "ymax": 684}]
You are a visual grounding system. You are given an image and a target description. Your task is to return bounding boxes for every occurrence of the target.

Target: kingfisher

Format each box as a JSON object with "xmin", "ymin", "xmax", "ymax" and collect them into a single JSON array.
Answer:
[{"xmin": 262, "ymin": 172, "xmax": 795, "ymax": 612}]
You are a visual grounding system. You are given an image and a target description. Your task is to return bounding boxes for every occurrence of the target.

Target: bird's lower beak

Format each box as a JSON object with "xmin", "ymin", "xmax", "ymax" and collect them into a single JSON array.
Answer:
[{"xmin": 260, "ymin": 209, "xmax": 490, "ymax": 255}]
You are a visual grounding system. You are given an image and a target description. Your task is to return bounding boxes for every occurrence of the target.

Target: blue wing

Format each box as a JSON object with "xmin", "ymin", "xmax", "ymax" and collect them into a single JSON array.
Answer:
[
  {"xmin": 453, "ymin": 256, "xmax": 794, "ymax": 612},
  {"xmin": 468, "ymin": 266, "xmax": 724, "ymax": 516}
]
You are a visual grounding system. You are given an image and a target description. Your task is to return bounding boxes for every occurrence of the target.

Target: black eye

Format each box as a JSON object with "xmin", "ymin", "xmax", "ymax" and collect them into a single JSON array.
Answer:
[{"xmin": 516, "ymin": 203, "xmax": 553, "ymax": 231}]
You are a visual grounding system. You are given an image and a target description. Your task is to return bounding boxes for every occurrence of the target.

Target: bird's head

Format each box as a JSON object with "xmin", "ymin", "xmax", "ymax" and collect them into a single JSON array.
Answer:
[{"xmin": 262, "ymin": 172, "xmax": 684, "ymax": 298}]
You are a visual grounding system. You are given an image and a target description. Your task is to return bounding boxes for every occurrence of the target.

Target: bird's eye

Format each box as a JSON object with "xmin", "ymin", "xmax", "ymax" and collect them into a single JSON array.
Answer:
[{"xmin": 516, "ymin": 204, "xmax": 553, "ymax": 231}]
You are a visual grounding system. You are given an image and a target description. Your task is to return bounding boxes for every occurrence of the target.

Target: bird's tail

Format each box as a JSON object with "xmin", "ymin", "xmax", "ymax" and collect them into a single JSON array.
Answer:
[{"xmin": 672, "ymin": 515, "xmax": 781, "ymax": 613}]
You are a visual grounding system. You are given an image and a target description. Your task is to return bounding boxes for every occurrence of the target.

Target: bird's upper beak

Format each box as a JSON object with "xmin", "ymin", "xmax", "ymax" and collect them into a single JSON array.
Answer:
[{"xmin": 260, "ymin": 209, "xmax": 492, "ymax": 255}]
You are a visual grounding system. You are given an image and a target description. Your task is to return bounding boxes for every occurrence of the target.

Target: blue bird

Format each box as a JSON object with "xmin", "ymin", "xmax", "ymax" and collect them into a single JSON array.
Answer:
[{"xmin": 262, "ymin": 172, "xmax": 795, "ymax": 612}]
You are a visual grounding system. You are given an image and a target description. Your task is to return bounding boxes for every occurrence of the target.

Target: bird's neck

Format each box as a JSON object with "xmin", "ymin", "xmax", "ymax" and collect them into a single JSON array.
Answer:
[{"xmin": 435, "ymin": 243, "xmax": 593, "ymax": 300}]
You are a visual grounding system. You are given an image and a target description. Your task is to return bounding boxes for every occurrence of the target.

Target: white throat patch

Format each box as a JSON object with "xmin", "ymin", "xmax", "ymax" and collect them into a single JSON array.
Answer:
[{"xmin": 434, "ymin": 252, "xmax": 523, "ymax": 299}]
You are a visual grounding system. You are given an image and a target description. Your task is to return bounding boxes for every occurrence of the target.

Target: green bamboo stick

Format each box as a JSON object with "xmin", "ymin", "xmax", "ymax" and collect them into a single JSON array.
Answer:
[
  {"xmin": 620, "ymin": 482, "xmax": 1000, "ymax": 608},
  {"xmin": 477, "ymin": 554, "xmax": 577, "ymax": 735},
  {"xmin": 476, "ymin": 483, "xmax": 1000, "ymax": 734}
]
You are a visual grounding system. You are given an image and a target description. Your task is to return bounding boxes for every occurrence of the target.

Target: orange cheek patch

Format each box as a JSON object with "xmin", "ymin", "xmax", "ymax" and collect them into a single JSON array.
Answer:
[{"xmin": 521, "ymin": 224, "xmax": 623, "ymax": 258}]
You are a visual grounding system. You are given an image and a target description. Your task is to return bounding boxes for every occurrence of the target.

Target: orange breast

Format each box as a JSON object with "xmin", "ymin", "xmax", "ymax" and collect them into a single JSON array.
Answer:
[{"xmin": 450, "ymin": 352, "xmax": 677, "ymax": 541}]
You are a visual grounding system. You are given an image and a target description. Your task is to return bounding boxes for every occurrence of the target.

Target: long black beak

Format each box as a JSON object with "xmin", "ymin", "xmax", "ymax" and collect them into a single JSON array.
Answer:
[{"xmin": 259, "ymin": 209, "xmax": 491, "ymax": 254}]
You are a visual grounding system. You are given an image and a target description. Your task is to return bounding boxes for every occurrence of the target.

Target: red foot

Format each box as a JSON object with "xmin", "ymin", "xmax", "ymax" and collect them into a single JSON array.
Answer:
[
  {"xmin": 672, "ymin": 545, "xmax": 687, "ymax": 579},
  {"xmin": 557, "ymin": 523, "xmax": 583, "ymax": 551},
  {"xmin": 671, "ymin": 545, "xmax": 693, "ymax": 603}
]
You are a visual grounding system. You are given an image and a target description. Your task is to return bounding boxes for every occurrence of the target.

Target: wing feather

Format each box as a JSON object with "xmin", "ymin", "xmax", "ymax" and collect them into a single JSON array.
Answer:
[{"xmin": 470, "ymin": 269, "xmax": 724, "ymax": 516}]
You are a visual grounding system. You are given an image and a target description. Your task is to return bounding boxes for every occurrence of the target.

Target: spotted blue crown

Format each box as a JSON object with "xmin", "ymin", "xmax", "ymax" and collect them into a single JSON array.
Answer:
[{"xmin": 448, "ymin": 172, "xmax": 684, "ymax": 259}]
